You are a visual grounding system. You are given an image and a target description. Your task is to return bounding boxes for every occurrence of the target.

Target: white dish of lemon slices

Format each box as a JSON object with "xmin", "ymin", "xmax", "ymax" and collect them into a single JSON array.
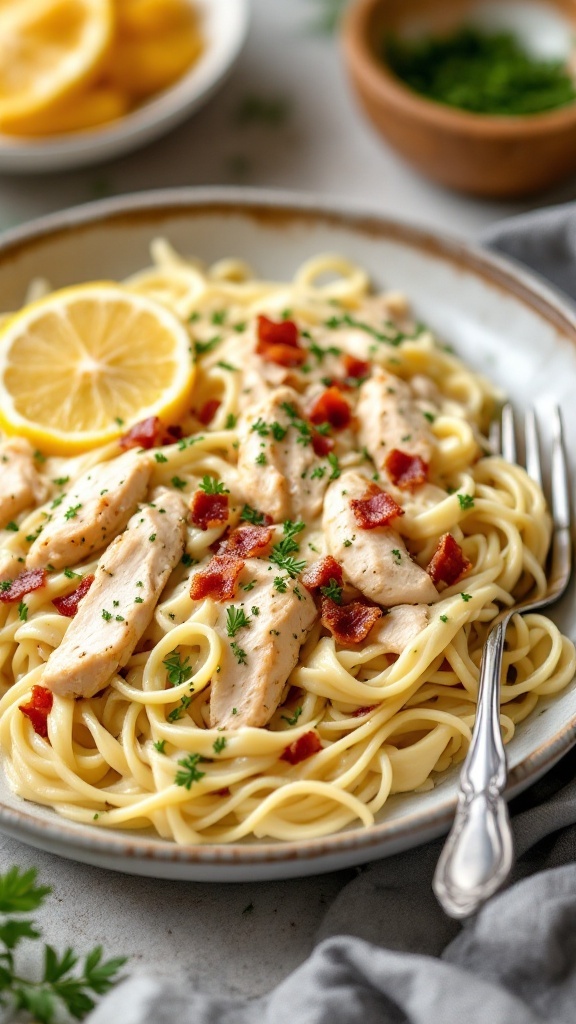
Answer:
[{"xmin": 0, "ymin": 0, "xmax": 248, "ymax": 173}]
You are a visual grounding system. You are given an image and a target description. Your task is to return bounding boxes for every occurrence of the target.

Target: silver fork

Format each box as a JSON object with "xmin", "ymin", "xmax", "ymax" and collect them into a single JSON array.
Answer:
[{"xmin": 433, "ymin": 404, "xmax": 572, "ymax": 919}]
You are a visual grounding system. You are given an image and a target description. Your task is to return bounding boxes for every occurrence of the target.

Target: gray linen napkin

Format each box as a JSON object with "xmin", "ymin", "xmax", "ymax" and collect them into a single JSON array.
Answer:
[{"xmin": 86, "ymin": 202, "xmax": 576, "ymax": 1024}]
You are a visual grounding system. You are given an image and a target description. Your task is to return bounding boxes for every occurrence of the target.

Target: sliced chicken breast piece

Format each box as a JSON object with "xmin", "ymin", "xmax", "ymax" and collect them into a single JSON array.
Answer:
[
  {"xmin": 323, "ymin": 471, "xmax": 437, "ymax": 607},
  {"xmin": 43, "ymin": 488, "xmax": 186, "ymax": 698},
  {"xmin": 27, "ymin": 450, "xmax": 151, "ymax": 570},
  {"xmin": 0, "ymin": 439, "xmax": 46, "ymax": 529},
  {"xmin": 205, "ymin": 556, "xmax": 318, "ymax": 729},
  {"xmin": 368, "ymin": 604, "xmax": 429, "ymax": 652},
  {"xmin": 356, "ymin": 368, "xmax": 434, "ymax": 471},
  {"xmin": 236, "ymin": 386, "xmax": 328, "ymax": 523}
]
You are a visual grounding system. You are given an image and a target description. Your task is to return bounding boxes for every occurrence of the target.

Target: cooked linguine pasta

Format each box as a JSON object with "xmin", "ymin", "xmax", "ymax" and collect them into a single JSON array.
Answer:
[{"xmin": 0, "ymin": 243, "xmax": 573, "ymax": 845}]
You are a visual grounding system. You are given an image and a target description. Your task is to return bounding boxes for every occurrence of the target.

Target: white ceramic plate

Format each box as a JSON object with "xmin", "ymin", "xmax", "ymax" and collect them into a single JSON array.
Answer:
[
  {"xmin": 0, "ymin": 188, "xmax": 575, "ymax": 880},
  {"xmin": 0, "ymin": 0, "xmax": 249, "ymax": 173}
]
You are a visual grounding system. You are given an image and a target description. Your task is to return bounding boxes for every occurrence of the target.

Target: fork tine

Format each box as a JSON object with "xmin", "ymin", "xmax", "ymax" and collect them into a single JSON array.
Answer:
[
  {"xmin": 501, "ymin": 403, "xmax": 516, "ymax": 463},
  {"xmin": 489, "ymin": 416, "xmax": 501, "ymax": 456},
  {"xmin": 551, "ymin": 406, "xmax": 570, "ymax": 531},
  {"xmin": 524, "ymin": 407, "xmax": 542, "ymax": 488}
]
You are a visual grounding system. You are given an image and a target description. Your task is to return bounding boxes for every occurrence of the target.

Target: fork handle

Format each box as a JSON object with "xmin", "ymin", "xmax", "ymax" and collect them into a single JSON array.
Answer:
[{"xmin": 433, "ymin": 618, "xmax": 514, "ymax": 919}]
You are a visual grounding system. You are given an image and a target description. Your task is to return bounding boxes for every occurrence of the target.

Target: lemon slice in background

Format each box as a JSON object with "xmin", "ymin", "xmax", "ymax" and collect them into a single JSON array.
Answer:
[
  {"xmin": 0, "ymin": 0, "xmax": 113, "ymax": 131},
  {"xmin": 0, "ymin": 283, "xmax": 195, "ymax": 455}
]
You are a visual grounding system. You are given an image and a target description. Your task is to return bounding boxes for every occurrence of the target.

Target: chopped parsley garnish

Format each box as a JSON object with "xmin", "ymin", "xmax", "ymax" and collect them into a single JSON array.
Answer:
[
  {"xmin": 458, "ymin": 494, "xmax": 475, "ymax": 510},
  {"xmin": 461, "ymin": 593, "xmax": 472, "ymax": 602},
  {"xmin": 198, "ymin": 475, "xmax": 229, "ymax": 495},
  {"xmin": 241, "ymin": 579, "xmax": 256, "ymax": 591},
  {"xmin": 63, "ymin": 568, "xmax": 81, "ymax": 579},
  {"xmin": 216, "ymin": 360, "xmax": 238, "ymax": 372},
  {"xmin": 0, "ymin": 580, "xmax": 12, "ymax": 592},
  {"xmin": 175, "ymin": 753, "xmax": 205, "ymax": 789},
  {"xmin": 181, "ymin": 553, "xmax": 194, "ymax": 567},
  {"xmin": 5, "ymin": 521, "xmax": 19, "ymax": 532},
  {"xmin": 115, "ymin": 615, "xmax": 125, "ymax": 622},
  {"xmin": 153, "ymin": 739, "xmax": 166, "ymax": 753},
  {"xmin": 230, "ymin": 641, "xmax": 248, "ymax": 665},
  {"xmin": 225, "ymin": 413, "xmax": 238, "ymax": 429},
  {"xmin": 50, "ymin": 495, "xmax": 65, "ymax": 509},
  {"xmin": 251, "ymin": 417, "xmax": 269, "ymax": 437},
  {"xmin": 134, "ymin": 596, "xmax": 143, "ymax": 603},
  {"xmin": 194, "ymin": 335, "xmax": 221, "ymax": 356},
  {"xmin": 273, "ymin": 576, "xmax": 288, "ymax": 593},
  {"xmin": 440, "ymin": 614, "xmax": 449, "ymax": 623},
  {"xmin": 270, "ymin": 521, "xmax": 307, "ymax": 577},
  {"xmin": 17, "ymin": 601, "xmax": 28, "ymax": 622},
  {"xmin": 327, "ymin": 452, "xmax": 341, "ymax": 480},
  {"xmin": 171, "ymin": 476, "xmax": 187, "ymax": 490},
  {"xmin": 52, "ymin": 476, "xmax": 69, "ymax": 486},
  {"xmin": 149, "ymin": 533, "xmax": 156, "ymax": 542},
  {"xmin": 163, "ymin": 651, "xmax": 193, "ymax": 687},
  {"xmin": 251, "ymin": 605, "xmax": 260, "ymax": 616},
  {"xmin": 64, "ymin": 504, "xmax": 82, "ymax": 520},
  {"xmin": 423, "ymin": 411, "xmax": 435, "ymax": 423},
  {"xmin": 391, "ymin": 549, "xmax": 402, "ymax": 565},
  {"xmin": 226, "ymin": 606, "xmax": 251, "ymax": 637},
  {"xmin": 102, "ymin": 609, "xmax": 112, "ymax": 621},
  {"xmin": 240, "ymin": 504, "xmax": 266, "ymax": 525},
  {"xmin": 213, "ymin": 736, "xmax": 227, "ymax": 754},
  {"xmin": 154, "ymin": 452, "xmax": 168, "ymax": 463},
  {"xmin": 281, "ymin": 706, "xmax": 303, "ymax": 726},
  {"xmin": 255, "ymin": 452, "xmax": 267, "ymax": 466},
  {"xmin": 212, "ymin": 310, "xmax": 226, "ymax": 325},
  {"xmin": 319, "ymin": 578, "xmax": 343, "ymax": 604},
  {"xmin": 310, "ymin": 466, "xmax": 326, "ymax": 480}
]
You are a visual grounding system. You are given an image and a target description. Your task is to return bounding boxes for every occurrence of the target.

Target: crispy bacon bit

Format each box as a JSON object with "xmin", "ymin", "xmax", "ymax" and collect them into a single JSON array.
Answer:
[
  {"xmin": 280, "ymin": 730, "xmax": 322, "ymax": 765},
  {"xmin": 190, "ymin": 492, "xmax": 229, "ymax": 531},
  {"xmin": 198, "ymin": 399, "xmax": 221, "ymax": 426},
  {"xmin": 301, "ymin": 556, "xmax": 343, "ymax": 592},
  {"xmin": 343, "ymin": 355, "xmax": 370, "ymax": 379},
  {"xmin": 52, "ymin": 574, "xmax": 95, "ymax": 617},
  {"xmin": 427, "ymin": 533, "xmax": 472, "ymax": 587},
  {"xmin": 352, "ymin": 705, "xmax": 377, "ymax": 717},
  {"xmin": 321, "ymin": 596, "xmax": 382, "ymax": 645},
  {"xmin": 256, "ymin": 314, "xmax": 306, "ymax": 368},
  {"xmin": 119, "ymin": 416, "xmax": 163, "ymax": 450},
  {"xmin": 218, "ymin": 524, "xmax": 273, "ymax": 558},
  {"xmin": 350, "ymin": 483, "xmax": 404, "ymax": 530},
  {"xmin": 120, "ymin": 416, "xmax": 182, "ymax": 449},
  {"xmin": 311, "ymin": 432, "xmax": 334, "ymax": 457},
  {"xmin": 385, "ymin": 449, "xmax": 429, "ymax": 491},
  {"xmin": 19, "ymin": 685, "xmax": 53, "ymax": 739},
  {"xmin": 309, "ymin": 387, "xmax": 351, "ymax": 430},
  {"xmin": 190, "ymin": 554, "xmax": 244, "ymax": 602},
  {"xmin": 0, "ymin": 568, "xmax": 47, "ymax": 603}
]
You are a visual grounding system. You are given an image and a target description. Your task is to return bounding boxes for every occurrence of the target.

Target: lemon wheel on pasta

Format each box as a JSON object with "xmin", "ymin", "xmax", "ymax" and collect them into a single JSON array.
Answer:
[{"xmin": 0, "ymin": 282, "xmax": 195, "ymax": 455}]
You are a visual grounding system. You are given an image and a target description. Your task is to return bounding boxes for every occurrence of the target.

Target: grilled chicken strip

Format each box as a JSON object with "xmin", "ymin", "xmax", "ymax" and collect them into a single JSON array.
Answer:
[
  {"xmin": 356, "ymin": 368, "xmax": 434, "ymax": 472},
  {"xmin": 43, "ymin": 488, "xmax": 186, "ymax": 698},
  {"xmin": 27, "ymin": 450, "xmax": 151, "ymax": 570},
  {"xmin": 236, "ymin": 386, "xmax": 328, "ymax": 523},
  {"xmin": 323, "ymin": 471, "xmax": 438, "ymax": 607},
  {"xmin": 0, "ymin": 438, "xmax": 46, "ymax": 529},
  {"xmin": 204, "ymin": 556, "xmax": 318, "ymax": 730}
]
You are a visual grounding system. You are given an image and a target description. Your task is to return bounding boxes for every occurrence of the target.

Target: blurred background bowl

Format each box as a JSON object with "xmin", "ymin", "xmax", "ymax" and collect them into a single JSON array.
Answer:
[
  {"xmin": 0, "ymin": 0, "xmax": 249, "ymax": 175},
  {"xmin": 341, "ymin": 0, "xmax": 576, "ymax": 197}
]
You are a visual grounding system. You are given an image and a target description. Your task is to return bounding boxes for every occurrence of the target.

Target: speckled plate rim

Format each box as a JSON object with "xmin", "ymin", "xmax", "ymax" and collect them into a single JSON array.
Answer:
[{"xmin": 0, "ymin": 186, "xmax": 575, "ymax": 880}]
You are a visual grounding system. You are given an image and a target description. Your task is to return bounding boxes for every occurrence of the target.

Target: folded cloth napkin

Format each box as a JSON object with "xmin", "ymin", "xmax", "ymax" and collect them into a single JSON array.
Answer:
[{"xmin": 86, "ymin": 202, "xmax": 576, "ymax": 1024}]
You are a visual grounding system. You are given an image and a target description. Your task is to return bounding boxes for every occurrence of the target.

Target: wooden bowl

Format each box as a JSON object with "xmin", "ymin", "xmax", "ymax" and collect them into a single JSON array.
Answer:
[{"xmin": 341, "ymin": 0, "xmax": 576, "ymax": 197}]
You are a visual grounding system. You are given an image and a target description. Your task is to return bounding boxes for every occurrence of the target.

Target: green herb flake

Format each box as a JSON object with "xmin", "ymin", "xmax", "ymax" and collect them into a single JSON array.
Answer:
[
  {"xmin": 17, "ymin": 601, "xmax": 28, "ymax": 622},
  {"xmin": 154, "ymin": 452, "xmax": 168, "ymax": 463},
  {"xmin": 458, "ymin": 493, "xmax": 475, "ymax": 510},
  {"xmin": 171, "ymin": 476, "xmax": 187, "ymax": 490},
  {"xmin": 230, "ymin": 641, "xmax": 248, "ymax": 665},
  {"xmin": 213, "ymin": 736, "xmax": 227, "ymax": 754},
  {"xmin": 163, "ymin": 651, "xmax": 193, "ymax": 688},
  {"xmin": 153, "ymin": 739, "xmax": 166, "ymax": 753},
  {"xmin": 281, "ymin": 706, "xmax": 303, "ymax": 726},
  {"xmin": 5, "ymin": 521, "xmax": 19, "ymax": 532},
  {"xmin": 198, "ymin": 475, "xmax": 229, "ymax": 495},
  {"xmin": 175, "ymin": 753, "xmax": 205, "ymax": 789},
  {"xmin": 226, "ymin": 606, "xmax": 251, "ymax": 637},
  {"xmin": 461, "ymin": 593, "xmax": 472, "ymax": 602}
]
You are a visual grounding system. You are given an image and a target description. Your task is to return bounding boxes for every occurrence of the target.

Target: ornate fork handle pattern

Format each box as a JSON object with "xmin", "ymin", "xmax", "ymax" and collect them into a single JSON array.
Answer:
[{"xmin": 433, "ymin": 618, "xmax": 513, "ymax": 919}]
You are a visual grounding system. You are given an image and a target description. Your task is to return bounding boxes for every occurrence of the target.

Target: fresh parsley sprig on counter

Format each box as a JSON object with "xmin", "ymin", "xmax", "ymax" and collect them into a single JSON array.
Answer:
[{"xmin": 0, "ymin": 866, "xmax": 126, "ymax": 1023}]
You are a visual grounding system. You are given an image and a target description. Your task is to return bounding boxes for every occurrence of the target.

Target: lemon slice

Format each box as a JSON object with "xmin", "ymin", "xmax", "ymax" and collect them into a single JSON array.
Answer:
[
  {"xmin": 0, "ymin": 283, "xmax": 195, "ymax": 455},
  {"xmin": 0, "ymin": 0, "xmax": 113, "ymax": 130}
]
